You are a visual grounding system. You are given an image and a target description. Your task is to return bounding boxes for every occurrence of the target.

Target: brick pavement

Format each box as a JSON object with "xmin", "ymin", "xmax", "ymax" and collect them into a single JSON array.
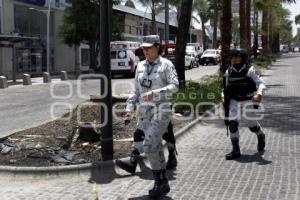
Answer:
[{"xmin": 0, "ymin": 54, "xmax": 300, "ymax": 199}]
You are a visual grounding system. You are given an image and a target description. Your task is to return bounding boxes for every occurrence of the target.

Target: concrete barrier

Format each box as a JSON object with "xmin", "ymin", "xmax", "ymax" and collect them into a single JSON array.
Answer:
[
  {"xmin": 0, "ymin": 76, "xmax": 8, "ymax": 89},
  {"xmin": 61, "ymin": 71, "xmax": 68, "ymax": 81},
  {"xmin": 43, "ymin": 72, "xmax": 51, "ymax": 83},
  {"xmin": 23, "ymin": 74, "xmax": 32, "ymax": 85}
]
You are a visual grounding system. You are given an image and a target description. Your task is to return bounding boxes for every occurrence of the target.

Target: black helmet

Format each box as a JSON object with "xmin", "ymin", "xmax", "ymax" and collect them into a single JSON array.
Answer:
[{"xmin": 230, "ymin": 48, "xmax": 249, "ymax": 65}]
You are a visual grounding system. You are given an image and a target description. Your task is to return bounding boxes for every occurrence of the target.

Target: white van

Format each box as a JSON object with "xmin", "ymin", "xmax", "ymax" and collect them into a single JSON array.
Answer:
[
  {"xmin": 110, "ymin": 48, "xmax": 137, "ymax": 77},
  {"xmin": 79, "ymin": 44, "xmax": 90, "ymax": 72},
  {"xmin": 187, "ymin": 43, "xmax": 203, "ymax": 55}
]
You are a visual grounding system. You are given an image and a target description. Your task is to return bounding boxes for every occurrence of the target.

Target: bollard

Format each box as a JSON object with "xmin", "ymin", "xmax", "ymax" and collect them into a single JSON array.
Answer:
[
  {"xmin": 0, "ymin": 76, "xmax": 8, "ymax": 89},
  {"xmin": 43, "ymin": 72, "xmax": 51, "ymax": 83},
  {"xmin": 61, "ymin": 71, "xmax": 68, "ymax": 81},
  {"xmin": 23, "ymin": 74, "xmax": 32, "ymax": 85}
]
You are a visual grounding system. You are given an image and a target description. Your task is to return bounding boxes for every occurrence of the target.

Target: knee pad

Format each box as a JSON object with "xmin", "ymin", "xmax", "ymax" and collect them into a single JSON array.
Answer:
[
  {"xmin": 249, "ymin": 125, "xmax": 261, "ymax": 133},
  {"xmin": 134, "ymin": 129, "xmax": 145, "ymax": 142},
  {"xmin": 229, "ymin": 120, "xmax": 239, "ymax": 133}
]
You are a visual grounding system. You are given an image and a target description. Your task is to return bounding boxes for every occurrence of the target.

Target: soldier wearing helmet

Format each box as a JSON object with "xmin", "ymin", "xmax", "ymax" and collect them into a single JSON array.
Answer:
[
  {"xmin": 120, "ymin": 35, "xmax": 179, "ymax": 198},
  {"xmin": 223, "ymin": 48, "xmax": 267, "ymax": 160}
]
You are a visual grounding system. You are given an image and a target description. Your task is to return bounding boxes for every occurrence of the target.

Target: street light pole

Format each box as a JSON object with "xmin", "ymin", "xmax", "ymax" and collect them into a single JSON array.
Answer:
[
  {"xmin": 164, "ymin": 0, "xmax": 169, "ymax": 44},
  {"xmin": 46, "ymin": 0, "xmax": 52, "ymax": 73},
  {"xmin": 141, "ymin": 5, "xmax": 149, "ymax": 41},
  {"xmin": 100, "ymin": 0, "xmax": 113, "ymax": 160}
]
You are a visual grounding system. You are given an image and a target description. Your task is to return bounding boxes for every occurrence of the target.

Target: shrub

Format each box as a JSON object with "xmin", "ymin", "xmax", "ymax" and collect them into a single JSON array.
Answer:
[{"xmin": 172, "ymin": 77, "xmax": 222, "ymax": 114}]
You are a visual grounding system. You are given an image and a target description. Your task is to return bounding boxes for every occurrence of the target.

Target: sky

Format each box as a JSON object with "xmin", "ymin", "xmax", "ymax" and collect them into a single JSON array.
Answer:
[
  {"xmin": 129, "ymin": 0, "xmax": 300, "ymax": 36},
  {"xmin": 283, "ymin": 1, "xmax": 300, "ymax": 36}
]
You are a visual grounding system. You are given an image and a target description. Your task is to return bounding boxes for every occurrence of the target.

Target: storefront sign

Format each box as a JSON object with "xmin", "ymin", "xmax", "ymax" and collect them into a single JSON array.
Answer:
[{"xmin": 17, "ymin": 0, "xmax": 46, "ymax": 7}]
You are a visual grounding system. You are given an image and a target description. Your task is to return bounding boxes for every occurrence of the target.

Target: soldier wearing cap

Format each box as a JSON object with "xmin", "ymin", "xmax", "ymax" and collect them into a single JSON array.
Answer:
[
  {"xmin": 223, "ymin": 48, "xmax": 267, "ymax": 160},
  {"xmin": 121, "ymin": 35, "xmax": 179, "ymax": 198}
]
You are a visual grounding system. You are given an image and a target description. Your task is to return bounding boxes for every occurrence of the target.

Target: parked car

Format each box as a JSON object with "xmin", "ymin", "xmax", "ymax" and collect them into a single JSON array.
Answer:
[
  {"xmin": 186, "ymin": 46, "xmax": 200, "ymax": 68},
  {"xmin": 110, "ymin": 48, "xmax": 137, "ymax": 77},
  {"xmin": 187, "ymin": 43, "xmax": 203, "ymax": 55},
  {"xmin": 185, "ymin": 54, "xmax": 196, "ymax": 69},
  {"xmin": 199, "ymin": 49, "xmax": 221, "ymax": 65},
  {"xmin": 162, "ymin": 44, "xmax": 176, "ymax": 63},
  {"xmin": 282, "ymin": 48, "xmax": 289, "ymax": 53},
  {"xmin": 293, "ymin": 46, "xmax": 299, "ymax": 52}
]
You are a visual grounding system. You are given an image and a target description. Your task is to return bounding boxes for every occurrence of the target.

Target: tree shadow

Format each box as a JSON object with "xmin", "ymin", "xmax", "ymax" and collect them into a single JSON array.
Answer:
[
  {"xmin": 261, "ymin": 95, "xmax": 300, "ymax": 135},
  {"xmin": 204, "ymin": 94, "xmax": 300, "ymax": 136},
  {"xmin": 128, "ymin": 195, "xmax": 174, "ymax": 200},
  {"xmin": 134, "ymin": 160, "xmax": 177, "ymax": 181},
  {"xmin": 88, "ymin": 158, "xmax": 177, "ymax": 185},
  {"xmin": 235, "ymin": 152, "xmax": 272, "ymax": 165},
  {"xmin": 88, "ymin": 161, "xmax": 132, "ymax": 184}
]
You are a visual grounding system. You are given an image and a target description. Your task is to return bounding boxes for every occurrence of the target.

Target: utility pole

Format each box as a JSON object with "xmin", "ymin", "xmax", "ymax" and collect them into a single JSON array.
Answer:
[
  {"xmin": 100, "ymin": 0, "xmax": 113, "ymax": 160},
  {"xmin": 164, "ymin": 0, "xmax": 169, "ymax": 43},
  {"xmin": 47, "ymin": 0, "xmax": 52, "ymax": 73}
]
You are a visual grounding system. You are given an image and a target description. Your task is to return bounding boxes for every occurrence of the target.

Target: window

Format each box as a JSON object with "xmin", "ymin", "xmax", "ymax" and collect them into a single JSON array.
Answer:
[
  {"xmin": 14, "ymin": 4, "xmax": 52, "ymax": 73},
  {"xmin": 81, "ymin": 48, "xmax": 90, "ymax": 67}
]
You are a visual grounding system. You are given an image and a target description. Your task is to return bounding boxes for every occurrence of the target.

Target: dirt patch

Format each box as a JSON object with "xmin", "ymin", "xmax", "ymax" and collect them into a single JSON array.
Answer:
[{"xmin": 0, "ymin": 101, "xmax": 194, "ymax": 167}]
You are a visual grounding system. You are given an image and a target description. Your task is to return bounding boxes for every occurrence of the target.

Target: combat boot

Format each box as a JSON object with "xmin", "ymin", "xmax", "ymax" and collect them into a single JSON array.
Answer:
[
  {"xmin": 149, "ymin": 169, "xmax": 170, "ymax": 199},
  {"xmin": 116, "ymin": 149, "xmax": 139, "ymax": 174},
  {"xmin": 166, "ymin": 145, "xmax": 177, "ymax": 170},
  {"xmin": 257, "ymin": 133, "xmax": 265, "ymax": 152},
  {"xmin": 225, "ymin": 138, "xmax": 241, "ymax": 160}
]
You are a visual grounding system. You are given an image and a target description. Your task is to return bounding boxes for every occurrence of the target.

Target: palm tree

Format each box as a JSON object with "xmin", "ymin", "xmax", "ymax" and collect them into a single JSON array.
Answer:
[
  {"xmin": 209, "ymin": 0, "xmax": 222, "ymax": 48},
  {"xmin": 239, "ymin": 0, "xmax": 246, "ymax": 49},
  {"xmin": 139, "ymin": 0, "xmax": 162, "ymax": 35},
  {"xmin": 175, "ymin": 0, "xmax": 193, "ymax": 88},
  {"xmin": 194, "ymin": 0, "xmax": 211, "ymax": 50},
  {"xmin": 239, "ymin": 0, "xmax": 251, "ymax": 52},
  {"xmin": 258, "ymin": 0, "xmax": 295, "ymax": 56},
  {"xmin": 220, "ymin": 0, "xmax": 232, "ymax": 73}
]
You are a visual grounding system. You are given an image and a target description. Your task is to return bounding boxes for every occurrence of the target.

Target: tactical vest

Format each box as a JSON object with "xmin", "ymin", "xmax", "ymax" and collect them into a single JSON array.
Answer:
[{"xmin": 226, "ymin": 65, "xmax": 257, "ymax": 101}]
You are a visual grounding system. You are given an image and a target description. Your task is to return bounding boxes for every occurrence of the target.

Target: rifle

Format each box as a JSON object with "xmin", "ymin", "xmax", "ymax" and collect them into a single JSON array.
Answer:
[{"xmin": 223, "ymin": 74, "xmax": 230, "ymax": 136}]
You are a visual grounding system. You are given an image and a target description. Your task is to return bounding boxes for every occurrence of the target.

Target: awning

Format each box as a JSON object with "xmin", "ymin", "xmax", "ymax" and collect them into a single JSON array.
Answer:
[{"xmin": 0, "ymin": 35, "xmax": 40, "ymax": 44}]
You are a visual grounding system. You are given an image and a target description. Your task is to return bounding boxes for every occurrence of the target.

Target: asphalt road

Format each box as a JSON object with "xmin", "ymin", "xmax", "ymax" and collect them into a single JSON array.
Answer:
[{"xmin": 0, "ymin": 65, "xmax": 219, "ymax": 138}]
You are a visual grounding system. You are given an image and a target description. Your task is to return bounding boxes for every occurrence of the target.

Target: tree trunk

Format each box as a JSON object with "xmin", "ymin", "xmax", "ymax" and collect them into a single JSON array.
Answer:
[
  {"xmin": 253, "ymin": 5, "xmax": 259, "ymax": 58},
  {"xmin": 175, "ymin": 0, "xmax": 193, "ymax": 88},
  {"xmin": 74, "ymin": 45, "xmax": 80, "ymax": 78},
  {"xmin": 151, "ymin": 1, "xmax": 157, "ymax": 34},
  {"xmin": 220, "ymin": 0, "xmax": 232, "ymax": 73},
  {"xmin": 176, "ymin": 5, "xmax": 181, "ymax": 25},
  {"xmin": 262, "ymin": 1, "xmax": 270, "ymax": 56},
  {"xmin": 272, "ymin": 32, "xmax": 280, "ymax": 53},
  {"xmin": 89, "ymin": 41, "xmax": 98, "ymax": 71},
  {"xmin": 269, "ymin": 9, "xmax": 274, "ymax": 54},
  {"xmin": 246, "ymin": 0, "xmax": 251, "ymax": 53},
  {"xmin": 239, "ymin": 0, "xmax": 247, "ymax": 49},
  {"xmin": 201, "ymin": 15, "xmax": 207, "ymax": 50},
  {"xmin": 212, "ymin": 0, "xmax": 219, "ymax": 48}
]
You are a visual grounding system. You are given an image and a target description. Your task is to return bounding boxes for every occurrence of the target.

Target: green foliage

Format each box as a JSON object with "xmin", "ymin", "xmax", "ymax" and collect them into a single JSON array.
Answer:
[
  {"xmin": 59, "ymin": 0, "xmax": 100, "ymax": 46},
  {"xmin": 252, "ymin": 55, "xmax": 279, "ymax": 69},
  {"xmin": 295, "ymin": 14, "xmax": 300, "ymax": 25},
  {"xmin": 172, "ymin": 78, "xmax": 222, "ymax": 113}
]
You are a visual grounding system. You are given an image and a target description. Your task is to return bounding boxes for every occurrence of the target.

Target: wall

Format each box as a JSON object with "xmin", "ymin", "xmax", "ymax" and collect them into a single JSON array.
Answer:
[
  {"xmin": 53, "ymin": 10, "xmax": 75, "ymax": 73},
  {"xmin": 1, "ymin": 0, "xmax": 14, "ymax": 77}
]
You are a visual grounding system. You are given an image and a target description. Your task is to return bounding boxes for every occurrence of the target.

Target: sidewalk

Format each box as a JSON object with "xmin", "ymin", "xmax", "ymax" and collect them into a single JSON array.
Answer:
[{"xmin": 0, "ymin": 55, "xmax": 299, "ymax": 199}]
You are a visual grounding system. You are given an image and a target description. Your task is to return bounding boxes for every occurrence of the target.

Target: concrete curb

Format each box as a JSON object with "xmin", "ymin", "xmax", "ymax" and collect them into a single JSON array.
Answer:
[{"xmin": 0, "ymin": 107, "xmax": 216, "ymax": 178}]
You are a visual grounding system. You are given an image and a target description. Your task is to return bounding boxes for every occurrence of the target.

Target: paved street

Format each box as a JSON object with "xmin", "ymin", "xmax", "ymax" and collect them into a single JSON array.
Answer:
[
  {"xmin": 0, "ymin": 55, "xmax": 299, "ymax": 199},
  {"xmin": 0, "ymin": 65, "xmax": 218, "ymax": 138}
]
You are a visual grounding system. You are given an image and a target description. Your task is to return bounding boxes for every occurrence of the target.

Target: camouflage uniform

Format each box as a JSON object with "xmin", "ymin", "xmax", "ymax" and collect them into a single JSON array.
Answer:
[{"xmin": 126, "ymin": 56, "xmax": 179, "ymax": 170}]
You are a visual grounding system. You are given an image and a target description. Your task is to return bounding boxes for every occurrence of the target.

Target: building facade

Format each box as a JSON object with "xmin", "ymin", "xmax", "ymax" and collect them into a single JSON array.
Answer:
[
  {"xmin": 0, "ymin": 0, "xmax": 75, "ymax": 79},
  {"xmin": 0, "ymin": 2, "xmax": 199, "ymax": 79}
]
